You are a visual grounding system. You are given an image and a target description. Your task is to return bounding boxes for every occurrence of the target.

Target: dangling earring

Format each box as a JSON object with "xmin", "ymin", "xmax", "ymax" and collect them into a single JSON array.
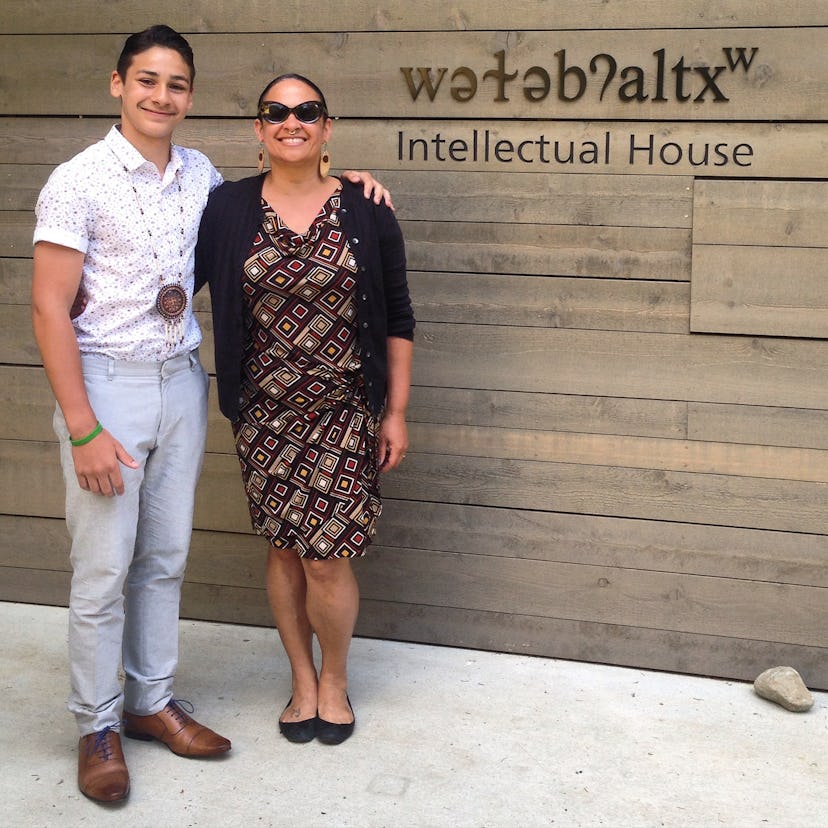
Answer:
[
  {"xmin": 257, "ymin": 143, "xmax": 265, "ymax": 175},
  {"xmin": 319, "ymin": 142, "xmax": 331, "ymax": 177}
]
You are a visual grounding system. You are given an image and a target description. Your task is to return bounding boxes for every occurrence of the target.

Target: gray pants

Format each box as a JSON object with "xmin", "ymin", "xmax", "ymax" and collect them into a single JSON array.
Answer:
[{"xmin": 54, "ymin": 350, "xmax": 209, "ymax": 735}]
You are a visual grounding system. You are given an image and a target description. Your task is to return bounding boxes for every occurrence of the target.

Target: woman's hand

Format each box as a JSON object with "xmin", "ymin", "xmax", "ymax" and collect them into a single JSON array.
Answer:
[
  {"xmin": 341, "ymin": 170, "xmax": 395, "ymax": 211},
  {"xmin": 377, "ymin": 410, "xmax": 408, "ymax": 472}
]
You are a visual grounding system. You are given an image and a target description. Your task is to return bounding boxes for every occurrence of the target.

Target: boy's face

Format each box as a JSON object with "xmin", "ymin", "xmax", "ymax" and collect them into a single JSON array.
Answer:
[{"xmin": 110, "ymin": 46, "xmax": 193, "ymax": 146}]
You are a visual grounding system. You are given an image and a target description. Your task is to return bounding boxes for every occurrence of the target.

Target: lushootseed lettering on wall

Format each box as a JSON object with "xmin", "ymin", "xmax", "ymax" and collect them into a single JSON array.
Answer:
[{"xmin": 401, "ymin": 47, "xmax": 759, "ymax": 105}]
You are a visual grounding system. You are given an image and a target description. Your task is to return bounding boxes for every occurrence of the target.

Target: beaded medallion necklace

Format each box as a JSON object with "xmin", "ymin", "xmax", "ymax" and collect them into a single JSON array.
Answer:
[{"xmin": 116, "ymin": 151, "xmax": 188, "ymax": 347}]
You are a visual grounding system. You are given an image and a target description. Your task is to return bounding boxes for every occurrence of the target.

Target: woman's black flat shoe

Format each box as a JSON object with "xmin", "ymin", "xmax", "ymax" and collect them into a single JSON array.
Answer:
[
  {"xmin": 316, "ymin": 696, "xmax": 355, "ymax": 745},
  {"xmin": 279, "ymin": 697, "xmax": 316, "ymax": 744}
]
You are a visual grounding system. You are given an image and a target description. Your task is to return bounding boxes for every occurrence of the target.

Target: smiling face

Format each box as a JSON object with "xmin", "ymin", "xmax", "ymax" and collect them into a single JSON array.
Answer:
[
  {"xmin": 254, "ymin": 77, "xmax": 332, "ymax": 173},
  {"xmin": 110, "ymin": 46, "xmax": 194, "ymax": 151}
]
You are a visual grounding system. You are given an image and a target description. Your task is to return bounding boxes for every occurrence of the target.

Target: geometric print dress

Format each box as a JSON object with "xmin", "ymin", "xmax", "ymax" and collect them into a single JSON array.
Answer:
[{"xmin": 231, "ymin": 189, "xmax": 382, "ymax": 559}]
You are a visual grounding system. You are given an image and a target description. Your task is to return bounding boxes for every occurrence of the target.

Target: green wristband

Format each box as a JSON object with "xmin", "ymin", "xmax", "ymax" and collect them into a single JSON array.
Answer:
[{"xmin": 70, "ymin": 421, "xmax": 103, "ymax": 447}]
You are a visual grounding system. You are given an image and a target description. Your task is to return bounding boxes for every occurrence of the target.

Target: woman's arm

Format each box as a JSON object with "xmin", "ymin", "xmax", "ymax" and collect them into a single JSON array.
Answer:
[{"xmin": 378, "ymin": 335, "xmax": 413, "ymax": 472}]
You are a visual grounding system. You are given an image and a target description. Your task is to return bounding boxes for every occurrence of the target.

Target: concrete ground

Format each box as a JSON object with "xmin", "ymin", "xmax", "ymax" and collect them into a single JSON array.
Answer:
[{"xmin": 1, "ymin": 601, "xmax": 824, "ymax": 828}]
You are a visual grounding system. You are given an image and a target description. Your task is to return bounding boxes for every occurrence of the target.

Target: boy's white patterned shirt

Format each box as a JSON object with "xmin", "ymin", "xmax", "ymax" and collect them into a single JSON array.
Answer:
[{"xmin": 34, "ymin": 125, "xmax": 223, "ymax": 361}]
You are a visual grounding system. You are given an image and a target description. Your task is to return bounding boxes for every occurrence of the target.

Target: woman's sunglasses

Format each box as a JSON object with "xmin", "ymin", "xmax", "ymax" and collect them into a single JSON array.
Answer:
[{"xmin": 258, "ymin": 101, "xmax": 327, "ymax": 124}]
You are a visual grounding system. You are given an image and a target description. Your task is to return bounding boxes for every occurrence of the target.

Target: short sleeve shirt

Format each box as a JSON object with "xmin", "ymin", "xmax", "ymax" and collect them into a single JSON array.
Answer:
[{"xmin": 33, "ymin": 125, "xmax": 223, "ymax": 361}]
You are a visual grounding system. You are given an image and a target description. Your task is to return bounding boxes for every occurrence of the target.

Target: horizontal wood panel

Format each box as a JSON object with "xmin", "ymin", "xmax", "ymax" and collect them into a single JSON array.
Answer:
[
  {"xmin": 4, "ymin": 363, "xmax": 692, "ymax": 447},
  {"xmin": 0, "ymin": 567, "xmax": 71, "ymax": 607},
  {"xmin": 411, "ymin": 386, "xmax": 828, "ymax": 449},
  {"xmin": 358, "ymin": 548, "xmax": 827, "ymax": 646},
  {"xmin": 4, "ymin": 516, "xmax": 825, "ymax": 649},
  {"xmin": 373, "ymin": 501, "xmax": 828, "ymax": 587},
  {"xmin": 2, "ymin": 30, "xmax": 825, "ymax": 120},
  {"xmin": 688, "ymin": 402, "xmax": 828, "ymax": 450},
  {"xmin": 408, "ymin": 422, "xmax": 828, "ymax": 483},
  {"xmin": 355, "ymin": 600, "xmax": 828, "ymax": 689},
  {"xmin": 693, "ymin": 180, "xmax": 828, "ymax": 247},
  {"xmin": 381, "ymin": 453, "xmax": 828, "ymax": 534},
  {"xmin": 17, "ymin": 363, "xmax": 827, "ymax": 455},
  {"xmin": 17, "ymin": 364, "xmax": 828, "ymax": 452},
  {"xmin": 690, "ymin": 245, "xmax": 828, "ymax": 338},
  {"xmin": 0, "ymin": 258, "xmax": 30, "ymax": 303},
  {"xmin": 4, "ymin": 210, "xmax": 692, "ymax": 281},
  {"xmin": 5, "ymin": 510, "xmax": 826, "ymax": 590},
  {"xmin": 5, "ymin": 542, "xmax": 823, "ymax": 647},
  {"xmin": 414, "ymin": 322, "xmax": 828, "ymax": 408},
  {"xmin": 410, "ymin": 272, "xmax": 689, "ymax": 333},
  {"xmin": 6, "ymin": 573, "xmax": 822, "ymax": 688},
  {"xmin": 379, "ymin": 171, "xmax": 693, "ymax": 228},
  {"xmin": 6, "ymin": 305, "xmax": 828, "ymax": 409},
  {"xmin": 0, "ymin": 213, "xmax": 33, "ymax": 257},
  {"xmin": 0, "ymin": 303, "xmax": 40, "ymax": 364},
  {"xmin": 11, "ymin": 363, "xmax": 828, "ymax": 452},
  {"xmin": 5, "ymin": 566, "xmax": 825, "ymax": 683},
  {"xmin": 408, "ymin": 386, "xmax": 690, "ymax": 439},
  {"xmin": 0, "ymin": 164, "xmax": 49, "ymax": 210},
  {"xmin": 6, "ymin": 439, "xmax": 828, "ymax": 534},
  {"xmin": 4, "ymin": 1, "xmax": 823, "ymax": 33},
  {"xmin": 0, "ymin": 365, "xmax": 55, "ymax": 441},
  {"xmin": 402, "ymin": 221, "xmax": 690, "ymax": 279},
  {"xmin": 3, "ymin": 118, "xmax": 824, "ymax": 178},
  {"xmin": 8, "ymin": 363, "xmax": 828, "ymax": 489},
  {"xmin": 3, "ymin": 164, "xmax": 693, "ymax": 228}
]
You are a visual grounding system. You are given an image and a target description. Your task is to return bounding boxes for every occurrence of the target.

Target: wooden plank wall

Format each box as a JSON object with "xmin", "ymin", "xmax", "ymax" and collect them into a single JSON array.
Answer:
[{"xmin": 1, "ymin": 1, "xmax": 826, "ymax": 688}]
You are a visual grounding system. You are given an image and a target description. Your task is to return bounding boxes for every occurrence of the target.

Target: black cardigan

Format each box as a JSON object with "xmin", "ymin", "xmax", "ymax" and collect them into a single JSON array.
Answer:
[{"xmin": 194, "ymin": 175, "xmax": 414, "ymax": 419}]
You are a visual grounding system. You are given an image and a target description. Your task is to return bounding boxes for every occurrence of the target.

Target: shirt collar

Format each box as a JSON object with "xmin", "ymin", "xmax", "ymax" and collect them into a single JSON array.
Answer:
[{"xmin": 105, "ymin": 124, "xmax": 184, "ymax": 185}]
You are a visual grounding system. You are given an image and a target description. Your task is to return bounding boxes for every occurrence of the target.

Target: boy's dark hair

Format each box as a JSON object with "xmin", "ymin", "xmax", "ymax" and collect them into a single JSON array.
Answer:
[{"xmin": 117, "ymin": 25, "xmax": 196, "ymax": 84}]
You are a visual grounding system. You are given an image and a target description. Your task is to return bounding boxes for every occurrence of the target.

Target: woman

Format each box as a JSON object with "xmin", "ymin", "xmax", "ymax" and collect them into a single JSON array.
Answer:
[{"xmin": 195, "ymin": 74, "xmax": 415, "ymax": 745}]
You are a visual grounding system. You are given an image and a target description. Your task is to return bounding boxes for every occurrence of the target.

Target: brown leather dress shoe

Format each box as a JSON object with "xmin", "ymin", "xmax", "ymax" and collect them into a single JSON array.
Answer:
[
  {"xmin": 78, "ymin": 727, "xmax": 130, "ymax": 802},
  {"xmin": 124, "ymin": 700, "xmax": 231, "ymax": 757}
]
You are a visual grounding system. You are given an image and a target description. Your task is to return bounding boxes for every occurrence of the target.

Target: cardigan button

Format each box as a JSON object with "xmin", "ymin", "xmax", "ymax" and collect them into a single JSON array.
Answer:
[
  {"xmin": 362, "ymin": 322, "xmax": 369, "ymax": 328},
  {"xmin": 351, "ymin": 237, "xmax": 359, "ymax": 245},
  {"xmin": 361, "ymin": 293, "xmax": 368, "ymax": 301}
]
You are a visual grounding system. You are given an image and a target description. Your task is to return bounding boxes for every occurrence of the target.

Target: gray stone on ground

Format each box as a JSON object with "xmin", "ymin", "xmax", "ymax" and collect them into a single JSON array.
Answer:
[{"xmin": 753, "ymin": 666, "xmax": 814, "ymax": 712}]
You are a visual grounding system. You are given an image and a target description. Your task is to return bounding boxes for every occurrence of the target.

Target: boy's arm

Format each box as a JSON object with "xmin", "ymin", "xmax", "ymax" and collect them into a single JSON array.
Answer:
[{"xmin": 32, "ymin": 241, "xmax": 137, "ymax": 496}]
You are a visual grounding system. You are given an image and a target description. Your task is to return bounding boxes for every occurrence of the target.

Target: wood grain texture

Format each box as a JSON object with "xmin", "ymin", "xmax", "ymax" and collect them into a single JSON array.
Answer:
[
  {"xmin": 7, "ymin": 440, "xmax": 828, "ymax": 536},
  {"xmin": 693, "ymin": 180, "xmax": 828, "ymax": 247},
  {"xmin": 355, "ymin": 601, "xmax": 828, "ymax": 688},
  {"xmin": 4, "ymin": 1, "xmax": 825, "ymax": 33},
  {"xmin": 401, "ymin": 221, "xmax": 691, "ymax": 280},
  {"xmin": 410, "ymin": 272, "xmax": 690, "ymax": 333},
  {"xmin": 4, "ymin": 510, "xmax": 826, "ymax": 589},
  {"xmin": 691, "ymin": 180, "xmax": 828, "ymax": 337},
  {"xmin": 687, "ymin": 402, "xmax": 828, "ymax": 450},
  {"xmin": 2, "ymin": 30, "xmax": 825, "ymax": 120},
  {"xmin": 690, "ymin": 245, "xmax": 828, "ymax": 338},
  {"xmin": 3, "ymin": 515, "xmax": 825, "ymax": 687},
  {"xmin": 2, "ymin": 118, "xmax": 825, "ymax": 178},
  {"xmin": 2, "ymin": 7, "xmax": 826, "ymax": 684},
  {"xmin": 6, "ymin": 574, "xmax": 821, "ymax": 687},
  {"xmin": 413, "ymin": 322, "xmax": 828, "ymax": 408}
]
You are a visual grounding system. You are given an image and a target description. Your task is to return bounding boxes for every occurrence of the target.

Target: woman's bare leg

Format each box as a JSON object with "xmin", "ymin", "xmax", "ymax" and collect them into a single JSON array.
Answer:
[
  {"xmin": 266, "ymin": 545, "xmax": 317, "ymax": 722},
  {"xmin": 302, "ymin": 557, "xmax": 359, "ymax": 723}
]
